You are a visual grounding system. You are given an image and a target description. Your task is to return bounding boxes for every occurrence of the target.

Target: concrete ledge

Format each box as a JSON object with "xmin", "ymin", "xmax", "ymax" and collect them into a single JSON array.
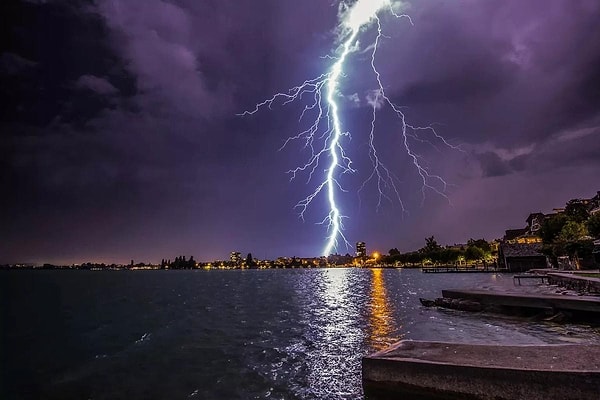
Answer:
[
  {"xmin": 362, "ymin": 340, "xmax": 600, "ymax": 400},
  {"xmin": 441, "ymin": 289, "xmax": 600, "ymax": 313}
]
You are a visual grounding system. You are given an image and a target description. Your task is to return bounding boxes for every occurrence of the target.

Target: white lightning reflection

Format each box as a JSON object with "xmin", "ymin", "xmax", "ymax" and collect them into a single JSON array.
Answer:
[{"xmin": 240, "ymin": 0, "xmax": 461, "ymax": 256}]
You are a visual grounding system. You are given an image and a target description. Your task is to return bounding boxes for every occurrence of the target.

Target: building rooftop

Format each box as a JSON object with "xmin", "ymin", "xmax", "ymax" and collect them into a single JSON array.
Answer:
[
  {"xmin": 501, "ymin": 243, "xmax": 544, "ymax": 258},
  {"xmin": 504, "ymin": 228, "xmax": 528, "ymax": 241}
]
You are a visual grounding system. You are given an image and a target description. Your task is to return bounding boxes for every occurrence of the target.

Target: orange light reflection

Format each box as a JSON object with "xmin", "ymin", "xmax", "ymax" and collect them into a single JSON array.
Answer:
[{"xmin": 368, "ymin": 268, "xmax": 400, "ymax": 350}]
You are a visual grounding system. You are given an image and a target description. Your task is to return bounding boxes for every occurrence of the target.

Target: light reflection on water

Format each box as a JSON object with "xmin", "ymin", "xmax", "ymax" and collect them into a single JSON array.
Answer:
[
  {"xmin": 2, "ymin": 268, "xmax": 599, "ymax": 400},
  {"xmin": 368, "ymin": 269, "xmax": 401, "ymax": 350},
  {"xmin": 291, "ymin": 268, "xmax": 369, "ymax": 399}
]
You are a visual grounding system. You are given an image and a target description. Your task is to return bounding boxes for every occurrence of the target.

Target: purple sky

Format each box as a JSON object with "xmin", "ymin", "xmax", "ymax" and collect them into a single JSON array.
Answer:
[{"xmin": 2, "ymin": 0, "xmax": 600, "ymax": 264}]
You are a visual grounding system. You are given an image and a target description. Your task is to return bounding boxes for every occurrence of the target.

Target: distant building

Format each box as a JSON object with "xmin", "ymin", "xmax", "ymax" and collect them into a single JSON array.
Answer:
[
  {"xmin": 498, "ymin": 243, "xmax": 548, "ymax": 272},
  {"xmin": 356, "ymin": 242, "xmax": 367, "ymax": 258},
  {"xmin": 592, "ymin": 191, "xmax": 600, "ymax": 206},
  {"xmin": 503, "ymin": 228, "xmax": 528, "ymax": 243},
  {"xmin": 526, "ymin": 213, "xmax": 545, "ymax": 235},
  {"xmin": 230, "ymin": 251, "xmax": 241, "ymax": 265},
  {"xmin": 503, "ymin": 216, "xmax": 543, "ymax": 244},
  {"xmin": 589, "ymin": 191, "xmax": 600, "ymax": 215},
  {"xmin": 446, "ymin": 243, "xmax": 467, "ymax": 252}
]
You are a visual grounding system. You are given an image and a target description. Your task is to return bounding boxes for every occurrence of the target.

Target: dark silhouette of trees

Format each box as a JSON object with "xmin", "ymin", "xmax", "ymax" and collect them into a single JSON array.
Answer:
[
  {"xmin": 541, "ymin": 199, "xmax": 596, "ymax": 268},
  {"xmin": 246, "ymin": 253, "xmax": 257, "ymax": 268},
  {"xmin": 423, "ymin": 236, "xmax": 441, "ymax": 253},
  {"xmin": 587, "ymin": 213, "xmax": 600, "ymax": 238},
  {"xmin": 403, "ymin": 236, "xmax": 493, "ymax": 266},
  {"xmin": 382, "ymin": 248, "xmax": 402, "ymax": 264},
  {"xmin": 167, "ymin": 256, "xmax": 197, "ymax": 269},
  {"xmin": 467, "ymin": 238, "xmax": 491, "ymax": 253},
  {"xmin": 439, "ymin": 248, "xmax": 461, "ymax": 264},
  {"xmin": 419, "ymin": 236, "xmax": 443, "ymax": 264},
  {"xmin": 389, "ymin": 248, "xmax": 400, "ymax": 256},
  {"xmin": 540, "ymin": 213, "xmax": 568, "ymax": 243},
  {"xmin": 565, "ymin": 199, "xmax": 590, "ymax": 223},
  {"xmin": 465, "ymin": 246, "xmax": 485, "ymax": 262}
]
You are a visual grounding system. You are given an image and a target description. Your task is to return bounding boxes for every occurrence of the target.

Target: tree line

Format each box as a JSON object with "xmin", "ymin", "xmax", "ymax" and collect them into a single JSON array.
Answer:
[
  {"xmin": 539, "ymin": 199, "xmax": 600, "ymax": 267},
  {"xmin": 379, "ymin": 237, "xmax": 494, "ymax": 266},
  {"xmin": 161, "ymin": 256, "xmax": 196, "ymax": 269}
]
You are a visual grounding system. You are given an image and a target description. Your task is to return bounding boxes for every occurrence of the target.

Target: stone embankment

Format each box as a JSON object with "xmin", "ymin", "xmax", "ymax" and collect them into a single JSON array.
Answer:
[{"xmin": 545, "ymin": 272, "xmax": 600, "ymax": 295}]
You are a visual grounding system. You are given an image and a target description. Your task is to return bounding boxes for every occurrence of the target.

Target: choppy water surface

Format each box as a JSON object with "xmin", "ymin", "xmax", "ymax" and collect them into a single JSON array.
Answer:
[{"xmin": 2, "ymin": 268, "xmax": 599, "ymax": 399}]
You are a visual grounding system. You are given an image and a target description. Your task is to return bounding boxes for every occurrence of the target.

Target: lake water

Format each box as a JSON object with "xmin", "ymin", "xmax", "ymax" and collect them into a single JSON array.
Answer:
[{"xmin": 1, "ymin": 268, "xmax": 599, "ymax": 399}]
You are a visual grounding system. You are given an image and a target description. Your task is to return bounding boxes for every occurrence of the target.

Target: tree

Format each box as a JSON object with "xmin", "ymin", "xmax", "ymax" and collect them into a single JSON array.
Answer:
[
  {"xmin": 246, "ymin": 253, "xmax": 256, "ymax": 268},
  {"xmin": 539, "ymin": 214, "xmax": 568, "ymax": 243},
  {"xmin": 565, "ymin": 199, "xmax": 590, "ymax": 223},
  {"xmin": 557, "ymin": 221, "xmax": 588, "ymax": 242},
  {"xmin": 465, "ymin": 246, "xmax": 485, "ymax": 262},
  {"xmin": 440, "ymin": 248, "xmax": 461, "ymax": 264},
  {"xmin": 467, "ymin": 238, "xmax": 491, "ymax": 253},
  {"xmin": 386, "ymin": 248, "xmax": 401, "ymax": 264},
  {"xmin": 400, "ymin": 252, "xmax": 423, "ymax": 266},
  {"xmin": 419, "ymin": 236, "xmax": 442, "ymax": 264},
  {"xmin": 424, "ymin": 236, "xmax": 441, "ymax": 252},
  {"xmin": 587, "ymin": 213, "xmax": 600, "ymax": 238}
]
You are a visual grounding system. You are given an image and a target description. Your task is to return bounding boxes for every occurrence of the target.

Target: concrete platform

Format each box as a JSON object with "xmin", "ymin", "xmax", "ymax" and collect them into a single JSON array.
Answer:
[
  {"xmin": 362, "ymin": 340, "xmax": 600, "ymax": 400},
  {"xmin": 441, "ymin": 289, "xmax": 600, "ymax": 313}
]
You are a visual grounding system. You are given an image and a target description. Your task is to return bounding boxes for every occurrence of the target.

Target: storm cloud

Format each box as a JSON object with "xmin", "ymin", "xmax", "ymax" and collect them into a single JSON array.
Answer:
[{"xmin": 1, "ymin": 0, "xmax": 599, "ymax": 263}]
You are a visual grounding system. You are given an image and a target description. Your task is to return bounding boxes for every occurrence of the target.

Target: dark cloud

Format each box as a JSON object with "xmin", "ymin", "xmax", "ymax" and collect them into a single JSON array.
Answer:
[
  {"xmin": 0, "ymin": 0, "xmax": 135, "ymax": 126},
  {"xmin": 2, "ymin": 0, "xmax": 600, "ymax": 263},
  {"xmin": 0, "ymin": 52, "xmax": 37, "ymax": 75},
  {"xmin": 476, "ymin": 152, "xmax": 513, "ymax": 178},
  {"xmin": 74, "ymin": 74, "xmax": 119, "ymax": 95}
]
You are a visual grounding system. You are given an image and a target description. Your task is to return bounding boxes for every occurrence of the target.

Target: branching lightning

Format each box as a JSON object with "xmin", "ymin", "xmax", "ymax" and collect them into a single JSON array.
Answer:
[{"xmin": 240, "ymin": 0, "xmax": 461, "ymax": 256}]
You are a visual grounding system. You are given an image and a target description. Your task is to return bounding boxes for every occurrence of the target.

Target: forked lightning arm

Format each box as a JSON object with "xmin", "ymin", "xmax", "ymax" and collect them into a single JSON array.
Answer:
[{"xmin": 239, "ymin": 0, "xmax": 460, "ymax": 256}]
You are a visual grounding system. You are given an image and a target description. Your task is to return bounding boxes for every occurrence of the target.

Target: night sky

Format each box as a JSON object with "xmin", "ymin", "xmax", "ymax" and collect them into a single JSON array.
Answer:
[{"xmin": 2, "ymin": 0, "xmax": 600, "ymax": 264}]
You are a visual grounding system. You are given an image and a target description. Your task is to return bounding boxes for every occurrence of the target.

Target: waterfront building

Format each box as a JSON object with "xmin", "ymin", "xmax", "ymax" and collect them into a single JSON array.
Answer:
[{"xmin": 498, "ymin": 243, "xmax": 548, "ymax": 271}]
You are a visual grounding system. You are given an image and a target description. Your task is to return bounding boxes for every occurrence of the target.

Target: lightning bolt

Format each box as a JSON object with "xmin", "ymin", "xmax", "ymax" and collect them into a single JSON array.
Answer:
[{"xmin": 240, "ymin": 0, "xmax": 461, "ymax": 256}]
